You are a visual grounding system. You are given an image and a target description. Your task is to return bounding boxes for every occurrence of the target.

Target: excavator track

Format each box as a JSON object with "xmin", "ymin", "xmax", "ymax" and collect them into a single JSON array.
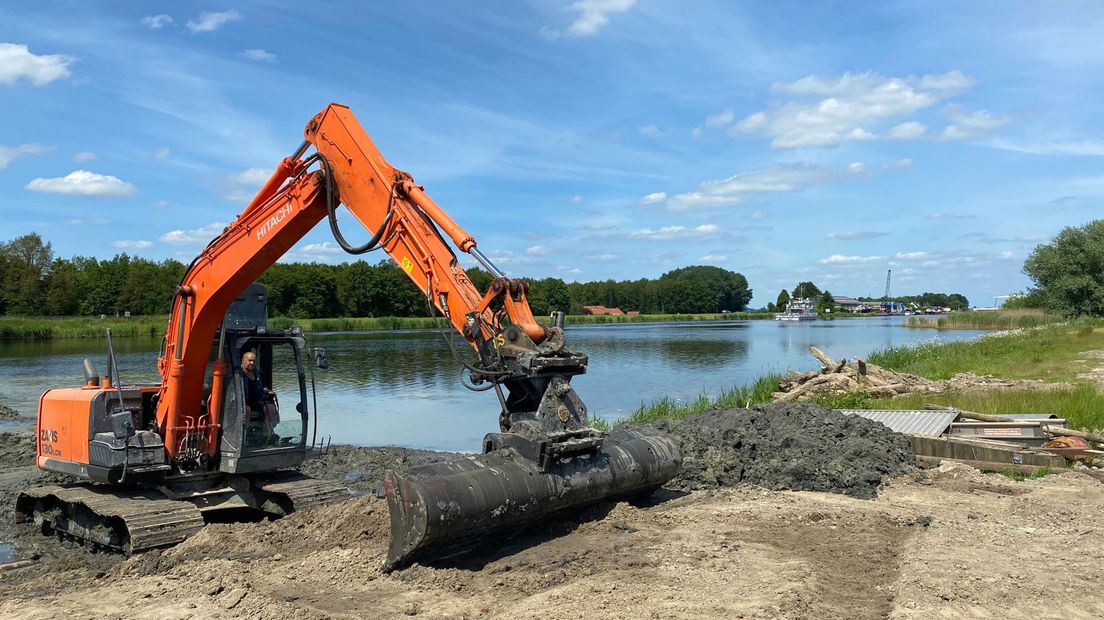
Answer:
[
  {"xmin": 15, "ymin": 475, "xmax": 350, "ymax": 555},
  {"xmin": 253, "ymin": 473, "xmax": 350, "ymax": 514},
  {"xmin": 15, "ymin": 485, "xmax": 206, "ymax": 554}
]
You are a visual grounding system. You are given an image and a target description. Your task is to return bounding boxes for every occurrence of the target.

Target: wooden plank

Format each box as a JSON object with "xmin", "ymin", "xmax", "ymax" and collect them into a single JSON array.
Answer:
[
  {"xmin": 915, "ymin": 456, "xmax": 1104, "ymax": 484},
  {"xmin": 908, "ymin": 435, "xmax": 1066, "ymax": 468}
]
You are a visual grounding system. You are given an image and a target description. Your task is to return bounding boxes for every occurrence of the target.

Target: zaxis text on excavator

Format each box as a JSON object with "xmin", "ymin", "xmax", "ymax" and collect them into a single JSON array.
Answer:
[{"xmin": 17, "ymin": 103, "xmax": 680, "ymax": 570}]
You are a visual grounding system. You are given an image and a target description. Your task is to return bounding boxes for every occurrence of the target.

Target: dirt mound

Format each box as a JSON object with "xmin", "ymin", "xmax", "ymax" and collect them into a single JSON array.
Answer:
[
  {"xmin": 0, "ymin": 405, "xmax": 23, "ymax": 420},
  {"xmin": 0, "ymin": 432, "xmax": 35, "ymax": 470},
  {"xmin": 641, "ymin": 403, "xmax": 916, "ymax": 499},
  {"xmin": 299, "ymin": 445, "xmax": 459, "ymax": 496}
]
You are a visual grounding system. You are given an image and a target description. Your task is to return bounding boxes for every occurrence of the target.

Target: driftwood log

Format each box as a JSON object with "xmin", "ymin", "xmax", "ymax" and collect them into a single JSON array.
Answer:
[{"xmin": 772, "ymin": 347, "xmax": 1069, "ymax": 403}]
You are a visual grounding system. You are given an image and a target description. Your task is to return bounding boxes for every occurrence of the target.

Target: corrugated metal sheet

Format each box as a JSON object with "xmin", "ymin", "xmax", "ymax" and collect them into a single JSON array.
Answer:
[{"xmin": 837, "ymin": 409, "xmax": 957, "ymax": 437}]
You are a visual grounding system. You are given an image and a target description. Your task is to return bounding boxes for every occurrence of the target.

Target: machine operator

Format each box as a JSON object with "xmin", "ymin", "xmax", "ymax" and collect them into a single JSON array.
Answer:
[{"xmin": 241, "ymin": 351, "xmax": 279, "ymax": 439}]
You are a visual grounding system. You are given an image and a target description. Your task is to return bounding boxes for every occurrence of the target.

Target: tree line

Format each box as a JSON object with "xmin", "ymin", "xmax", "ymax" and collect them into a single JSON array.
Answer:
[{"xmin": 0, "ymin": 233, "xmax": 754, "ymax": 319}]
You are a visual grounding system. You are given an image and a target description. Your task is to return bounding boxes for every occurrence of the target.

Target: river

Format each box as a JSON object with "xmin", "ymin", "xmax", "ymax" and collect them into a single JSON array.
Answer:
[{"xmin": 0, "ymin": 317, "xmax": 983, "ymax": 451}]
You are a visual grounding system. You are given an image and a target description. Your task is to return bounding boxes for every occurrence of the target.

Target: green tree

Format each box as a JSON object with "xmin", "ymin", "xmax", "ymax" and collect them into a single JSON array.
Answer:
[
  {"xmin": 776, "ymin": 289, "xmax": 791, "ymax": 310},
  {"xmin": 791, "ymin": 281, "xmax": 820, "ymax": 300},
  {"xmin": 1, "ymin": 232, "xmax": 53, "ymax": 314},
  {"xmin": 1024, "ymin": 219, "xmax": 1104, "ymax": 316},
  {"xmin": 44, "ymin": 258, "xmax": 80, "ymax": 315},
  {"xmin": 817, "ymin": 290, "xmax": 836, "ymax": 313},
  {"xmin": 659, "ymin": 265, "xmax": 752, "ymax": 313}
]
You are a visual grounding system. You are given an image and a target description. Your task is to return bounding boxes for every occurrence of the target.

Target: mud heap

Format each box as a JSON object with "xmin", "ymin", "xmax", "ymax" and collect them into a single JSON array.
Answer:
[
  {"xmin": 640, "ymin": 402, "xmax": 916, "ymax": 499},
  {"xmin": 0, "ymin": 404, "xmax": 23, "ymax": 420}
]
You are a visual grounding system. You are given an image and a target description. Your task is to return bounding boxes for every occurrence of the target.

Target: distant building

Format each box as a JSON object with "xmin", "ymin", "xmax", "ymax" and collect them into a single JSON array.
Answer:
[
  {"xmin": 580, "ymin": 305, "xmax": 625, "ymax": 315},
  {"xmin": 832, "ymin": 295, "xmax": 862, "ymax": 311}
]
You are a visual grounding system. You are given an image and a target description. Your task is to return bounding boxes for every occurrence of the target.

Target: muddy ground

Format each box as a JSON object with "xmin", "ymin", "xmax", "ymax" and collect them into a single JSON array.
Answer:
[{"xmin": 1, "ymin": 404, "xmax": 1103, "ymax": 618}]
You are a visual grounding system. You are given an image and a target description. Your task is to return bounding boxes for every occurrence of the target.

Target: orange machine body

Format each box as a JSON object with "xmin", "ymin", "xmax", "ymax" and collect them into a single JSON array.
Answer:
[{"xmin": 36, "ymin": 384, "xmax": 160, "ymax": 478}]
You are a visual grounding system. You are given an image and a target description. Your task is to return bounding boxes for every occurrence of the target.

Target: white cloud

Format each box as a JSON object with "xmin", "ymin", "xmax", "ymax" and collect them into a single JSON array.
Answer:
[
  {"xmin": 734, "ymin": 71, "xmax": 976, "ymax": 148},
  {"xmin": 570, "ymin": 195, "xmax": 583, "ymax": 204},
  {"xmin": 630, "ymin": 224, "xmax": 719, "ymax": 240},
  {"xmin": 153, "ymin": 147, "xmax": 171, "ymax": 160},
  {"xmin": 160, "ymin": 222, "xmax": 226, "ymax": 245},
  {"xmin": 113, "ymin": 240, "xmax": 152, "ymax": 249},
  {"xmin": 750, "ymin": 211, "xmax": 767, "ymax": 221},
  {"xmin": 186, "ymin": 10, "xmax": 241, "ymax": 33},
  {"xmin": 241, "ymin": 48, "xmax": 276, "ymax": 63},
  {"xmin": 64, "ymin": 218, "xmax": 109, "ymax": 225},
  {"xmin": 73, "ymin": 151, "xmax": 96, "ymax": 163},
  {"xmin": 156, "ymin": 200, "xmax": 169, "ymax": 209},
  {"xmin": 0, "ymin": 43, "xmax": 73, "ymax": 86},
  {"xmin": 826, "ymin": 230, "xmax": 889, "ymax": 241},
  {"xmin": 640, "ymin": 191, "xmax": 667, "ymax": 204},
  {"xmin": 141, "ymin": 15, "xmax": 173, "ymax": 29},
  {"xmin": 895, "ymin": 251, "xmax": 928, "ymax": 260},
  {"xmin": 583, "ymin": 253, "xmax": 619, "ymax": 261},
  {"xmin": 818, "ymin": 254, "xmax": 884, "ymax": 265},
  {"xmin": 938, "ymin": 105, "xmax": 1011, "ymax": 141},
  {"xmin": 0, "ymin": 143, "xmax": 51, "ymax": 169},
  {"xmin": 989, "ymin": 139, "xmax": 1104, "ymax": 157},
  {"xmin": 847, "ymin": 161, "xmax": 866, "ymax": 174},
  {"xmin": 705, "ymin": 109, "xmax": 734, "ymax": 129},
  {"xmin": 883, "ymin": 158, "xmax": 913, "ymax": 170},
  {"xmin": 888, "ymin": 121, "xmax": 926, "ymax": 139},
  {"xmin": 690, "ymin": 127, "xmax": 703, "ymax": 139},
  {"xmin": 638, "ymin": 123, "xmax": 661, "ymax": 137},
  {"xmin": 655, "ymin": 163, "xmax": 862, "ymax": 211},
  {"xmin": 566, "ymin": 0, "xmax": 636, "ymax": 37},
  {"xmin": 25, "ymin": 170, "xmax": 137, "ymax": 197},
  {"xmin": 926, "ymin": 212, "xmax": 974, "ymax": 220},
  {"xmin": 526, "ymin": 245, "xmax": 551, "ymax": 255},
  {"xmin": 700, "ymin": 255, "xmax": 728, "ymax": 261},
  {"xmin": 223, "ymin": 167, "xmax": 271, "ymax": 202}
]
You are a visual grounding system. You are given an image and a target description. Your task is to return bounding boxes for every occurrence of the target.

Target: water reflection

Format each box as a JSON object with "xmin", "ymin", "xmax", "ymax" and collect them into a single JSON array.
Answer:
[{"xmin": 0, "ymin": 318, "xmax": 983, "ymax": 451}]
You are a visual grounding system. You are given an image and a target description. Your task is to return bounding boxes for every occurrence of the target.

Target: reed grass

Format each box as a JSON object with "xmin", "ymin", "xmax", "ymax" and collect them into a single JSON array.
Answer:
[
  {"xmin": 0, "ymin": 316, "xmax": 166, "ymax": 339},
  {"xmin": 603, "ymin": 374, "xmax": 782, "ymax": 427},
  {"xmin": 868, "ymin": 319, "xmax": 1104, "ymax": 382},
  {"xmin": 819, "ymin": 384, "xmax": 1104, "ymax": 432},
  {"xmin": 906, "ymin": 310, "xmax": 1063, "ymax": 330}
]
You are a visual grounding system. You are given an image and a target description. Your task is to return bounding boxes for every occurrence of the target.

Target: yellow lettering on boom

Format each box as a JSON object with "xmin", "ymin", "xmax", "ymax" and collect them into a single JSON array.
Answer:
[{"xmin": 401, "ymin": 257, "xmax": 414, "ymax": 273}]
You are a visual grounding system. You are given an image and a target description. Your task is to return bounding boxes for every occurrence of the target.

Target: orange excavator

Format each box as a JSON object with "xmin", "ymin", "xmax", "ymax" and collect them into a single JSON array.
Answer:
[{"xmin": 17, "ymin": 104, "xmax": 679, "ymax": 570}]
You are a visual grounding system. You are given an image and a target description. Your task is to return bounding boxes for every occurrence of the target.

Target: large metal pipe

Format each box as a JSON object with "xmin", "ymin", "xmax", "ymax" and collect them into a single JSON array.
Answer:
[{"xmin": 382, "ymin": 428, "xmax": 680, "ymax": 571}]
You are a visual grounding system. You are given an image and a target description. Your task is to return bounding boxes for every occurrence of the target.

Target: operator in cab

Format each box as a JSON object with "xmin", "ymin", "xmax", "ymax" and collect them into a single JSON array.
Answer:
[{"xmin": 241, "ymin": 351, "xmax": 279, "ymax": 441}]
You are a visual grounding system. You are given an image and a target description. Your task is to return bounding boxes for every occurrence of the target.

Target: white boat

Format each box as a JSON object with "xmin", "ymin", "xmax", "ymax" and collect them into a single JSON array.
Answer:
[{"xmin": 775, "ymin": 297, "xmax": 818, "ymax": 321}]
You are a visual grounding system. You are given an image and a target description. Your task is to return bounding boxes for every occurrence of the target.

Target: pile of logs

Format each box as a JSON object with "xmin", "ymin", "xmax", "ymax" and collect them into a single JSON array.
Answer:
[
  {"xmin": 771, "ymin": 347, "xmax": 1067, "ymax": 402},
  {"xmin": 772, "ymin": 347, "xmax": 938, "ymax": 402}
]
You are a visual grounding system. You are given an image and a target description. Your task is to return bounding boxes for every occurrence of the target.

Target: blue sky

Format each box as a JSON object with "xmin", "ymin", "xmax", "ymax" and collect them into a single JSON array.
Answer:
[{"xmin": 2, "ymin": 1, "xmax": 1102, "ymax": 308}]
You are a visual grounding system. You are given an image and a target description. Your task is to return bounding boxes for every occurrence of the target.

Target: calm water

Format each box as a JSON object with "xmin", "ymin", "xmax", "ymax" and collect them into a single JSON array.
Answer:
[{"xmin": 0, "ymin": 318, "xmax": 984, "ymax": 452}]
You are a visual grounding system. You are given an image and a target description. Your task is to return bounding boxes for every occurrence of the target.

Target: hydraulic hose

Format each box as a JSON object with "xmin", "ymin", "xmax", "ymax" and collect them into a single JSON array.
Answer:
[{"xmin": 315, "ymin": 153, "xmax": 393, "ymax": 255}]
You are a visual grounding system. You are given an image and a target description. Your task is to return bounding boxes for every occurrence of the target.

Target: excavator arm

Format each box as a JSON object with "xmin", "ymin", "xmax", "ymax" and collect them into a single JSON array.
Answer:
[{"xmin": 155, "ymin": 103, "xmax": 678, "ymax": 570}]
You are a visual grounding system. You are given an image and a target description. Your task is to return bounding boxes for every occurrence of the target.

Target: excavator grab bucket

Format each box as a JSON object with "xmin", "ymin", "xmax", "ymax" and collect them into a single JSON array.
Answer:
[{"xmin": 382, "ymin": 428, "xmax": 680, "ymax": 571}]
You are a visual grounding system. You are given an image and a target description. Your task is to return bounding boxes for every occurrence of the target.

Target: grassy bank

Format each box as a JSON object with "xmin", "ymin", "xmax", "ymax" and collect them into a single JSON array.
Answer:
[
  {"xmin": 0, "ymin": 316, "xmax": 166, "ymax": 339},
  {"xmin": 279, "ymin": 311, "xmax": 775, "ymax": 333},
  {"xmin": 593, "ymin": 374, "xmax": 782, "ymax": 431},
  {"xmin": 906, "ymin": 309, "xmax": 1063, "ymax": 330},
  {"xmin": 0, "ymin": 311, "xmax": 776, "ymax": 340},
  {"xmin": 614, "ymin": 318, "xmax": 1104, "ymax": 432}
]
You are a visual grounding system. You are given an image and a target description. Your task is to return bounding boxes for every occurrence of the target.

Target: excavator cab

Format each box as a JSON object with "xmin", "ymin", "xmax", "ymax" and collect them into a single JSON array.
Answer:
[{"xmin": 214, "ymin": 285, "xmax": 315, "ymax": 474}]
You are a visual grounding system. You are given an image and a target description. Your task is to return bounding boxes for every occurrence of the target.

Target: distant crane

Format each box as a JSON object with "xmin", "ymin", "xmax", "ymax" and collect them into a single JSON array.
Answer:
[
  {"xmin": 883, "ymin": 269, "xmax": 892, "ymax": 301},
  {"xmin": 994, "ymin": 294, "xmax": 1010, "ymax": 308}
]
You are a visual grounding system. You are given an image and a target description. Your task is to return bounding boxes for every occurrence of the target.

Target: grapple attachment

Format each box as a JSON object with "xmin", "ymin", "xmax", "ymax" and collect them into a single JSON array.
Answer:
[{"xmin": 382, "ymin": 427, "xmax": 680, "ymax": 571}]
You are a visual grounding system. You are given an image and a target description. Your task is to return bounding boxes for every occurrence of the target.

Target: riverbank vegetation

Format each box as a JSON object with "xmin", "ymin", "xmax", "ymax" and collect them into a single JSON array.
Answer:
[
  {"xmin": 905, "ymin": 309, "xmax": 1063, "ymax": 330},
  {"xmin": 611, "ymin": 319, "xmax": 1104, "ymax": 432}
]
